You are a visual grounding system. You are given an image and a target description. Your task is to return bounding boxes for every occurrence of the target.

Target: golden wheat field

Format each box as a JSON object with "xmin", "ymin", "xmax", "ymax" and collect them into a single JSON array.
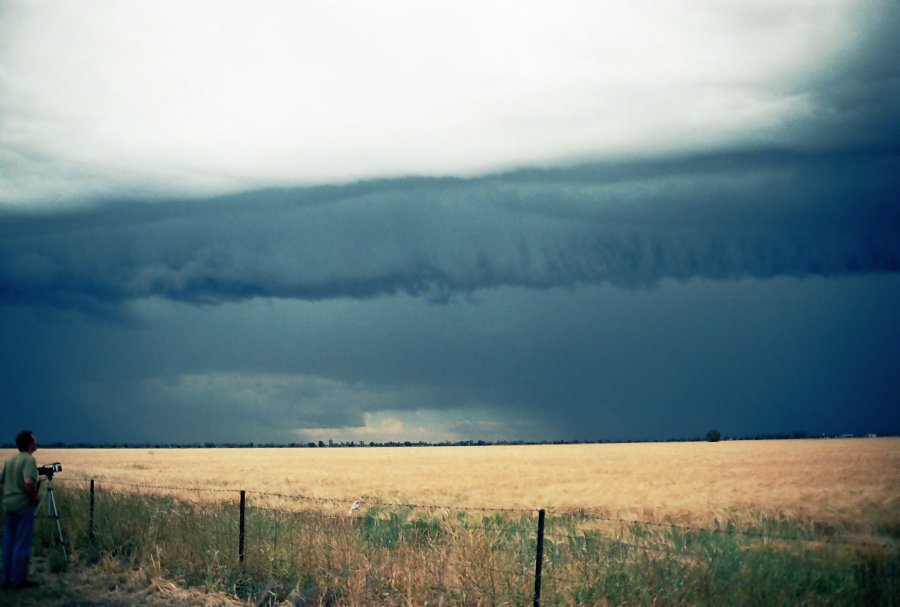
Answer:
[{"xmin": 16, "ymin": 437, "xmax": 898, "ymax": 530}]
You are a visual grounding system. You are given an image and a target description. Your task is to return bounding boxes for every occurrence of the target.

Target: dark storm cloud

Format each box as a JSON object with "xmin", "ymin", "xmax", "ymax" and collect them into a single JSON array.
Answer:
[
  {"xmin": 1, "ymin": 148, "xmax": 897, "ymax": 313},
  {"xmin": 2, "ymin": 2, "xmax": 898, "ymax": 447},
  {"xmin": 3, "ymin": 275, "xmax": 898, "ymax": 444}
]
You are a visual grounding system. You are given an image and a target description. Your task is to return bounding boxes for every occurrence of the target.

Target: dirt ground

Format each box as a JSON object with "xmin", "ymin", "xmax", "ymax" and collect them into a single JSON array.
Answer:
[{"xmin": 0, "ymin": 556, "xmax": 248, "ymax": 607}]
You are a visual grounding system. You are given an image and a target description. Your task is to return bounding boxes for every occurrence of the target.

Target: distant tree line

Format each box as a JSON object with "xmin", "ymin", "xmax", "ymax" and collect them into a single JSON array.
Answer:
[{"xmin": 10, "ymin": 431, "xmax": 891, "ymax": 449}]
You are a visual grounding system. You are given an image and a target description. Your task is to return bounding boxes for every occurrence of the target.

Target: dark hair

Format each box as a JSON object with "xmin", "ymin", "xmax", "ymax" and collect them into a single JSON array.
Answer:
[{"xmin": 15, "ymin": 430, "xmax": 35, "ymax": 452}]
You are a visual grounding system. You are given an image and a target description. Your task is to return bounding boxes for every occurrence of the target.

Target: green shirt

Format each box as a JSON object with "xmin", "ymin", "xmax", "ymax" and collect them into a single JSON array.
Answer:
[{"xmin": 0, "ymin": 452, "xmax": 38, "ymax": 512}]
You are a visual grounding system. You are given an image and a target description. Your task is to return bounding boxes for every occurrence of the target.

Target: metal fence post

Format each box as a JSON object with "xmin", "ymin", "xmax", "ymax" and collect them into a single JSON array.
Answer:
[
  {"xmin": 89, "ymin": 479, "xmax": 95, "ymax": 544},
  {"xmin": 239, "ymin": 490, "xmax": 246, "ymax": 564},
  {"xmin": 534, "ymin": 508, "xmax": 545, "ymax": 607}
]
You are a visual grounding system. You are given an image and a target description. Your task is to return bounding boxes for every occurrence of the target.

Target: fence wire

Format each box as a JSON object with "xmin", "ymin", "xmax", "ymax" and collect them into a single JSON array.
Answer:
[
  {"xmin": 559, "ymin": 510, "xmax": 896, "ymax": 549},
  {"xmin": 51, "ymin": 477, "xmax": 895, "ymax": 552},
  {"xmin": 40, "ymin": 478, "xmax": 900, "ymax": 606}
]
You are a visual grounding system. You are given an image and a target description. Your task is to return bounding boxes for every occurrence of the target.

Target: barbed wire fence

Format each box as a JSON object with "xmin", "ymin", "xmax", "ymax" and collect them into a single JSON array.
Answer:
[{"xmin": 44, "ymin": 477, "xmax": 898, "ymax": 606}]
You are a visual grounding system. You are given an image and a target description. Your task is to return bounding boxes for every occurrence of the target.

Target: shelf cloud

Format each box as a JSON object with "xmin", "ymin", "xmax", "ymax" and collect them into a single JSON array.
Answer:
[{"xmin": 1, "ymin": 148, "xmax": 897, "ymax": 314}]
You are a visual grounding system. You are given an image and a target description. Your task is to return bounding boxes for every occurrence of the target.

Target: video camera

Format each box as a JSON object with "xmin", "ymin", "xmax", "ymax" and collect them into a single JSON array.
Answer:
[{"xmin": 38, "ymin": 462, "xmax": 62, "ymax": 479}]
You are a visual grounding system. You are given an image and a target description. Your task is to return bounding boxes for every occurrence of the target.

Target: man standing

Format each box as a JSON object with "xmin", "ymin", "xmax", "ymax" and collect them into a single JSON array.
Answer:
[{"xmin": 0, "ymin": 430, "xmax": 40, "ymax": 590}]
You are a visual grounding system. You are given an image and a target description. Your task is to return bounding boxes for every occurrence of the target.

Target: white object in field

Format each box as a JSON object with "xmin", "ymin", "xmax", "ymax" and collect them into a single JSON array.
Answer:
[{"xmin": 349, "ymin": 500, "xmax": 361, "ymax": 515}]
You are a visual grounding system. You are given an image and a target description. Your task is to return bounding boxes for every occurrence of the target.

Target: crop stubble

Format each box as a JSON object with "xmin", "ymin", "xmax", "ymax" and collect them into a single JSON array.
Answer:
[{"xmin": 20, "ymin": 437, "xmax": 899, "ymax": 529}]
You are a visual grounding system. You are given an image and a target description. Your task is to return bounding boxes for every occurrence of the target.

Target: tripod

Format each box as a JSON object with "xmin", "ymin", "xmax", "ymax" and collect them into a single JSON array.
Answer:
[{"xmin": 36, "ymin": 476, "xmax": 67, "ymax": 561}]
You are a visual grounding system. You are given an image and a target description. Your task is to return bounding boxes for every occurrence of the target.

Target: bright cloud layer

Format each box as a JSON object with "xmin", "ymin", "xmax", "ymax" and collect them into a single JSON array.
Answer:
[{"xmin": 0, "ymin": 0, "xmax": 889, "ymax": 204}]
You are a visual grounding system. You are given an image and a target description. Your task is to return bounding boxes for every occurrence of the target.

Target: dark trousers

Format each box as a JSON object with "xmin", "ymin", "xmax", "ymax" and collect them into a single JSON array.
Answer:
[{"xmin": 1, "ymin": 504, "xmax": 36, "ymax": 587}]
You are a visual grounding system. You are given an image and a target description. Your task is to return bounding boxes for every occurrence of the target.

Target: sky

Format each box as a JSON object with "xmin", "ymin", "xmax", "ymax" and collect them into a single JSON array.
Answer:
[{"xmin": 1, "ymin": 1, "xmax": 898, "ymax": 444}]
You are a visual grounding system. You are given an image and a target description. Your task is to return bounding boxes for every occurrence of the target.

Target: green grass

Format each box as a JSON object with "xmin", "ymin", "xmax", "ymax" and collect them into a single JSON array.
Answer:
[{"xmin": 21, "ymin": 482, "xmax": 900, "ymax": 606}]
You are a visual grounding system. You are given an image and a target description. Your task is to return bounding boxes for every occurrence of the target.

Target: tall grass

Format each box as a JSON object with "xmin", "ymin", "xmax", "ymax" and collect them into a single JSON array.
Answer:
[{"xmin": 35, "ymin": 482, "xmax": 900, "ymax": 606}]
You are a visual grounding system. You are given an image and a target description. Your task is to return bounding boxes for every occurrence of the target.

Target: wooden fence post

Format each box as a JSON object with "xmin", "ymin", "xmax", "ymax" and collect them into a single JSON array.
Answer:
[
  {"xmin": 89, "ymin": 479, "xmax": 95, "ymax": 544},
  {"xmin": 534, "ymin": 509, "xmax": 545, "ymax": 607},
  {"xmin": 239, "ymin": 490, "xmax": 246, "ymax": 564}
]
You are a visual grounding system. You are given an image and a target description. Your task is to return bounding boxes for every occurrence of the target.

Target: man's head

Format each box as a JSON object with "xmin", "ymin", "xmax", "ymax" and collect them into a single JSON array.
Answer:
[{"xmin": 15, "ymin": 430, "xmax": 36, "ymax": 453}]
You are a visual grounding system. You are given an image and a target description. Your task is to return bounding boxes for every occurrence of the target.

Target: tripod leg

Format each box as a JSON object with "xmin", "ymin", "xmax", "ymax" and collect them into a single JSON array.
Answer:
[{"xmin": 45, "ymin": 486, "xmax": 68, "ymax": 561}]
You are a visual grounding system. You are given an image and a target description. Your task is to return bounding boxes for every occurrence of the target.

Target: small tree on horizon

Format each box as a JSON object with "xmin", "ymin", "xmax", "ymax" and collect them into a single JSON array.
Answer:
[{"xmin": 706, "ymin": 429, "xmax": 722, "ymax": 442}]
